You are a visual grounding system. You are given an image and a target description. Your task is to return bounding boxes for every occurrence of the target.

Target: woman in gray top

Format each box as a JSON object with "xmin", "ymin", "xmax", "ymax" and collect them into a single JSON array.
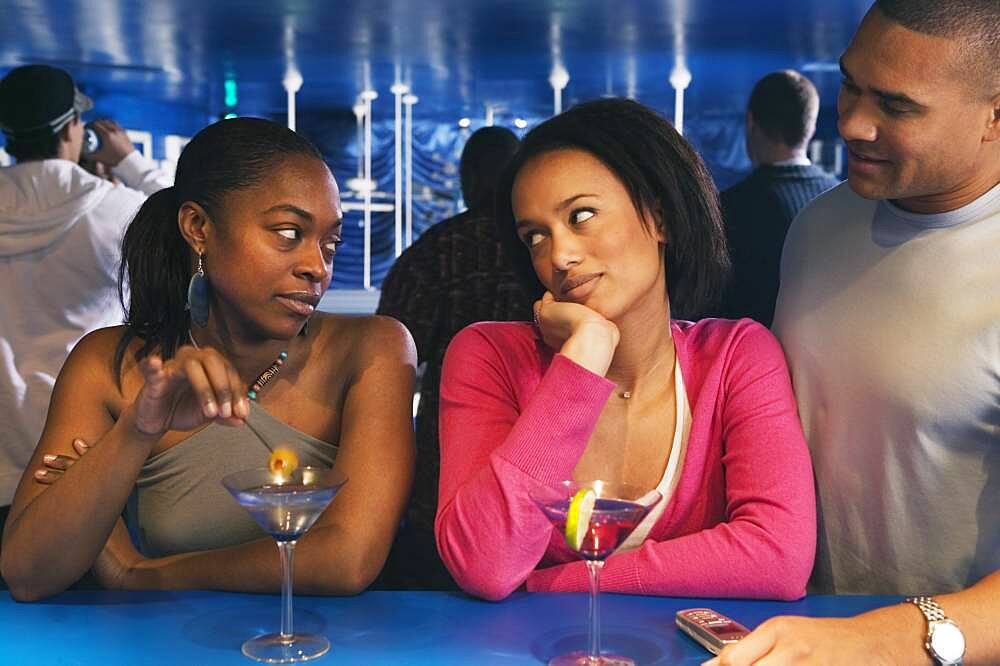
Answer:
[{"xmin": 1, "ymin": 118, "xmax": 416, "ymax": 601}]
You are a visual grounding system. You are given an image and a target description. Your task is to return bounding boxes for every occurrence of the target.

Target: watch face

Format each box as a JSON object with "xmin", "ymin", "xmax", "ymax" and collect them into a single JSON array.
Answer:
[{"xmin": 930, "ymin": 620, "xmax": 966, "ymax": 662}]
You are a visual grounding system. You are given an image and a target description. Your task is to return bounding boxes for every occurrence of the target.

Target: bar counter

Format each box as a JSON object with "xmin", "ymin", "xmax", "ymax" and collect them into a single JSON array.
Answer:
[{"xmin": 0, "ymin": 589, "xmax": 899, "ymax": 664}]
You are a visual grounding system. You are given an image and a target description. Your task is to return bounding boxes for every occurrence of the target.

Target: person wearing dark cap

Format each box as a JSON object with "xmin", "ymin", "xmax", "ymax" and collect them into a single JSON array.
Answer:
[
  {"xmin": 716, "ymin": 70, "xmax": 840, "ymax": 327},
  {"xmin": 0, "ymin": 64, "xmax": 171, "ymax": 568},
  {"xmin": 376, "ymin": 126, "xmax": 532, "ymax": 590}
]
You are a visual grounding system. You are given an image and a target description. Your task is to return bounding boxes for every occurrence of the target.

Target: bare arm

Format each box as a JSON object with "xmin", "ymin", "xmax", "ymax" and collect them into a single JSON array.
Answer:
[
  {"xmin": 89, "ymin": 119, "xmax": 173, "ymax": 194},
  {"xmin": 2, "ymin": 330, "xmax": 249, "ymax": 601},
  {"xmin": 708, "ymin": 571, "xmax": 1000, "ymax": 665},
  {"xmin": 121, "ymin": 316, "xmax": 417, "ymax": 594},
  {"xmin": 0, "ymin": 330, "xmax": 157, "ymax": 600}
]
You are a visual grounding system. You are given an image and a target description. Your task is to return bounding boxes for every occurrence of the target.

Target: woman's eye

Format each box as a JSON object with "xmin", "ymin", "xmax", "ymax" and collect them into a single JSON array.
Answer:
[
  {"xmin": 519, "ymin": 231, "xmax": 543, "ymax": 248},
  {"xmin": 323, "ymin": 239, "xmax": 341, "ymax": 253},
  {"xmin": 277, "ymin": 229, "xmax": 300, "ymax": 240},
  {"xmin": 571, "ymin": 209, "xmax": 595, "ymax": 224}
]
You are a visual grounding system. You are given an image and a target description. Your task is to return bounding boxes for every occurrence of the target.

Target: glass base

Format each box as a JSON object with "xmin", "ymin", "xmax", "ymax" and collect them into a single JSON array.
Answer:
[
  {"xmin": 241, "ymin": 632, "xmax": 330, "ymax": 663},
  {"xmin": 548, "ymin": 652, "xmax": 635, "ymax": 666}
]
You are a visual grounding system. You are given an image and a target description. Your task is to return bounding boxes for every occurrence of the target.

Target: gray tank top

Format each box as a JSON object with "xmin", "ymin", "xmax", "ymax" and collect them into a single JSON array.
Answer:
[{"xmin": 125, "ymin": 403, "xmax": 338, "ymax": 557}]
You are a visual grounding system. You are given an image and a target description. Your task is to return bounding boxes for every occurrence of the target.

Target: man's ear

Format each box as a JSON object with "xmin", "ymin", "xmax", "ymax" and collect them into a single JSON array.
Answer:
[
  {"xmin": 57, "ymin": 115, "xmax": 80, "ymax": 143},
  {"xmin": 177, "ymin": 201, "xmax": 215, "ymax": 255},
  {"xmin": 985, "ymin": 92, "xmax": 1000, "ymax": 142}
]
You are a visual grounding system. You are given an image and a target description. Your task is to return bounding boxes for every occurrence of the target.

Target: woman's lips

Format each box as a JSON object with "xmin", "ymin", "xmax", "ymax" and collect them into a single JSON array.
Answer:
[
  {"xmin": 276, "ymin": 295, "xmax": 317, "ymax": 317},
  {"xmin": 560, "ymin": 273, "xmax": 602, "ymax": 298}
]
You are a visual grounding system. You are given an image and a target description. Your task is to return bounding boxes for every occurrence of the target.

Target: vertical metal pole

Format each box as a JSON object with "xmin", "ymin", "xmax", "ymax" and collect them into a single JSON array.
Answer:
[
  {"xmin": 669, "ymin": 63, "xmax": 692, "ymax": 136},
  {"xmin": 549, "ymin": 65, "xmax": 569, "ymax": 116},
  {"xmin": 283, "ymin": 70, "xmax": 302, "ymax": 131},
  {"xmin": 362, "ymin": 90, "xmax": 376, "ymax": 289},
  {"xmin": 353, "ymin": 102, "xmax": 364, "ymax": 180},
  {"xmin": 391, "ymin": 84, "xmax": 407, "ymax": 257},
  {"xmin": 403, "ymin": 94, "xmax": 417, "ymax": 247},
  {"xmin": 673, "ymin": 88, "xmax": 684, "ymax": 135}
]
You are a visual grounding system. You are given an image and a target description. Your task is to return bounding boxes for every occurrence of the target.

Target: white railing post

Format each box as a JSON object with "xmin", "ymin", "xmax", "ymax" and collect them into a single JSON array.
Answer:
[
  {"xmin": 549, "ymin": 64, "xmax": 569, "ymax": 116},
  {"xmin": 283, "ymin": 69, "xmax": 303, "ymax": 132},
  {"xmin": 390, "ymin": 83, "xmax": 408, "ymax": 257},
  {"xmin": 360, "ymin": 89, "xmax": 378, "ymax": 289},
  {"xmin": 669, "ymin": 62, "xmax": 692, "ymax": 135},
  {"xmin": 403, "ymin": 93, "xmax": 418, "ymax": 248}
]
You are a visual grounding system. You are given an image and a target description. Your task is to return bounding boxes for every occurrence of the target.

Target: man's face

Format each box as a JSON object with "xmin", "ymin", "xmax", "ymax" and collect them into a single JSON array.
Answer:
[{"xmin": 838, "ymin": 9, "xmax": 997, "ymax": 210}]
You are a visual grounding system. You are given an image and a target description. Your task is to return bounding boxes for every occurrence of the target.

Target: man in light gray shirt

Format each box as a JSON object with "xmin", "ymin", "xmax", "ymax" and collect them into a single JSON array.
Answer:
[{"xmin": 712, "ymin": 1, "xmax": 999, "ymax": 665}]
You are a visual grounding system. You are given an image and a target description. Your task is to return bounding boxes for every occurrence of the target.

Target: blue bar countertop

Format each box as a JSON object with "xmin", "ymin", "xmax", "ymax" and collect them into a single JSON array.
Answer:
[{"xmin": 0, "ymin": 590, "xmax": 899, "ymax": 664}]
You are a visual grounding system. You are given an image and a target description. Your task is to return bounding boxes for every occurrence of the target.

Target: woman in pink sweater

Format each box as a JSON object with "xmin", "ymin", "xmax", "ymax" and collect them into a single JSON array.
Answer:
[{"xmin": 435, "ymin": 98, "xmax": 815, "ymax": 602}]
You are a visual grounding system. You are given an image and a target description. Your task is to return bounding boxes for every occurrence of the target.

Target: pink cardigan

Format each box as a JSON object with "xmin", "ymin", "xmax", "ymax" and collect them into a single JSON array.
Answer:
[{"xmin": 435, "ymin": 318, "xmax": 815, "ymax": 601}]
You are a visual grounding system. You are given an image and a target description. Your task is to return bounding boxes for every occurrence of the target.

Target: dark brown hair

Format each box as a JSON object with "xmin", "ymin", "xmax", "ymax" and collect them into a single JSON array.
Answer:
[{"xmin": 495, "ymin": 97, "xmax": 729, "ymax": 320}]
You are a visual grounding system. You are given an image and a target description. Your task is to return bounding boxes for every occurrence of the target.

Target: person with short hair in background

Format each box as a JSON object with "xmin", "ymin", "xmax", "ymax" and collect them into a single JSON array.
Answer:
[
  {"xmin": 712, "ymin": 1, "xmax": 1000, "ymax": 664},
  {"xmin": 0, "ymin": 64, "xmax": 171, "ymax": 581},
  {"xmin": 376, "ymin": 126, "xmax": 532, "ymax": 590},
  {"xmin": 717, "ymin": 69, "xmax": 839, "ymax": 327}
]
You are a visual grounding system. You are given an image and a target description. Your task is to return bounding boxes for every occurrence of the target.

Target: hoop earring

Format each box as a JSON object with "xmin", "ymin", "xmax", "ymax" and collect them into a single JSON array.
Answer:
[{"xmin": 187, "ymin": 252, "xmax": 210, "ymax": 327}]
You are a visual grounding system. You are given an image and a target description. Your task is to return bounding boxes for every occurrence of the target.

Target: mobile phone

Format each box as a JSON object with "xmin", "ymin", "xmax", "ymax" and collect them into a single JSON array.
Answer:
[{"xmin": 675, "ymin": 608, "xmax": 750, "ymax": 655}]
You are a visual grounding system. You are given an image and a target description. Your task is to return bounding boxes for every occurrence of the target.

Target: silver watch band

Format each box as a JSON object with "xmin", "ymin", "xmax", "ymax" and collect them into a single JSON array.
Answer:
[
  {"xmin": 906, "ymin": 596, "xmax": 965, "ymax": 666},
  {"xmin": 909, "ymin": 596, "xmax": 948, "ymax": 623}
]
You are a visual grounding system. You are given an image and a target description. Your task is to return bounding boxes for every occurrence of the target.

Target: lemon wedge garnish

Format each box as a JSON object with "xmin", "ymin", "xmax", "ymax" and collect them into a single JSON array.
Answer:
[
  {"xmin": 268, "ymin": 447, "xmax": 299, "ymax": 476},
  {"xmin": 564, "ymin": 488, "xmax": 596, "ymax": 551}
]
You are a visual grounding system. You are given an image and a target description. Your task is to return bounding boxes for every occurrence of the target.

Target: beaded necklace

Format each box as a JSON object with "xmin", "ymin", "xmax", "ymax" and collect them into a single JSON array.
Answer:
[{"xmin": 187, "ymin": 331, "xmax": 288, "ymax": 401}]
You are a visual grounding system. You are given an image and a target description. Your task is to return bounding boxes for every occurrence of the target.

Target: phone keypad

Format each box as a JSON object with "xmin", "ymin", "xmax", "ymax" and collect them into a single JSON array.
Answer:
[{"xmin": 684, "ymin": 609, "xmax": 731, "ymax": 627}]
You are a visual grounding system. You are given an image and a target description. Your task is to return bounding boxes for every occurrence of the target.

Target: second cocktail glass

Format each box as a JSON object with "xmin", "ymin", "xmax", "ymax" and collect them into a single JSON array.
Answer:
[{"xmin": 531, "ymin": 480, "xmax": 662, "ymax": 666}]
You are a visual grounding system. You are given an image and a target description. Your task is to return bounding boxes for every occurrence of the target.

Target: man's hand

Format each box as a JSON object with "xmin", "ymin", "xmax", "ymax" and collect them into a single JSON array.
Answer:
[
  {"xmin": 87, "ymin": 118, "xmax": 137, "ymax": 168},
  {"xmin": 704, "ymin": 608, "xmax": 926, "ymax": 666}
]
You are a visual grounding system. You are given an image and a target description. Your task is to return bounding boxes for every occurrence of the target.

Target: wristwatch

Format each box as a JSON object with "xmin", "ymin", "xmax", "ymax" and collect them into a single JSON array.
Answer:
[{"xmin": 906, "ymin": 596, "xmax": 966, "ymax": 665}]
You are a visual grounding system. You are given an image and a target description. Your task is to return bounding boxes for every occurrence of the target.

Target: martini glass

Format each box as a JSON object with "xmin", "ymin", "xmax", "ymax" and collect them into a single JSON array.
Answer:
[
  {"xmin": 531, "ymin": 480, "xmax": 662, "ymax": 666},
  {"xmin": 223, "ymin": 466, "xmax": 348, "ymax": 663}
]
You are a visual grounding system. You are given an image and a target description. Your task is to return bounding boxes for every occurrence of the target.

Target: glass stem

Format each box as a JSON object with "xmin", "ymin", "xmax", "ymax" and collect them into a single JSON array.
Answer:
[
  {"xmin": 278, "ymin": 540, "xmax": 296, "ymax": 640},
  {"xmin": 586, "ymin": 559, "xmax": 604, "ymax": 662}
]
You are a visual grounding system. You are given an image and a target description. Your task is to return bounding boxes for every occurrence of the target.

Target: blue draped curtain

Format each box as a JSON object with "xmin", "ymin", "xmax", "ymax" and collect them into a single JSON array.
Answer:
[
  {"xmin": 297, "ymin": 103, "xmax": 840, "ymax": 290},
  {"xmin": 301, "ymin": 112, "xmax": 468, "ymax": 290}
]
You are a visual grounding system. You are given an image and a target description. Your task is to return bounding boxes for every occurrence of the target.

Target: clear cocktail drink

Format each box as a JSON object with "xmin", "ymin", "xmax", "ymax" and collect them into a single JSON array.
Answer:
[{"xmin": 223, "ymin": 466, "xmax": 347, "ymax": 664}]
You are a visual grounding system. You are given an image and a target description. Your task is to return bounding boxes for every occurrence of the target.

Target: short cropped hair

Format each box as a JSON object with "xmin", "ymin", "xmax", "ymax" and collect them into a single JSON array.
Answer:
[
  {"xmin": 495, "ymin": 98, "xmax": 729, "ymax": 320},
  {"xmin": 875, "ymin": 0, "xmax": 1000, "ymax": 93},
  {"xmin": 459, "ymin": 127, "xmax": 520, "ymax": 212},
  {"xmin": 748, "ymin": 71, "xmax": 819, "ymax": 149}
]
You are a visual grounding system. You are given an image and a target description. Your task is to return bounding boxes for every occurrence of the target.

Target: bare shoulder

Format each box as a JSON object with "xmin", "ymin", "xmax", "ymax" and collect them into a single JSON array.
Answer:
[
  {"xmin": 60, "ymin": 325, "xmax": 140, "ymax": 407},
  {"xmin": 72, "ymin": 324, "xmax": 129, "ymax": 354},
  {"xmin": 63, "ymin": 325, "xmax": 130, "ymax": 378},
  {"xmin": 311, "ymin": 313, "xmax": 416, "ymax": 367}
]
